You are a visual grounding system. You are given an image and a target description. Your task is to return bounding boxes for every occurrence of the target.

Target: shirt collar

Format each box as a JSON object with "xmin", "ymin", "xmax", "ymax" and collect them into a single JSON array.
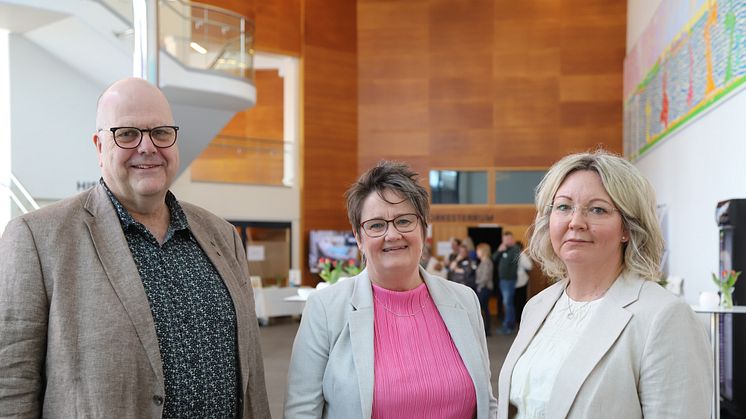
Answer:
[{"xmin": 100, "ymin": 178, "xmax": 190, "ymax": 233}]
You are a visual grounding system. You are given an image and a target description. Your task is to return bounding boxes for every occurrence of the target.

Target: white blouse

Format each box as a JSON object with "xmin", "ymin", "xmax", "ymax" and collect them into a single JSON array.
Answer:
[{"xmin": 509, "ymin": 290, "xmax": 605, "ymax": 419}]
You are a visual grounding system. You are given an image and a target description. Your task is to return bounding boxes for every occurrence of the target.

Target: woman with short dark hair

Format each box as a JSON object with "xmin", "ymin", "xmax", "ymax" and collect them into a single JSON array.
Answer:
[{"xmin": 285, "ymin": 161, "xmax": 497, "ymax": 418}]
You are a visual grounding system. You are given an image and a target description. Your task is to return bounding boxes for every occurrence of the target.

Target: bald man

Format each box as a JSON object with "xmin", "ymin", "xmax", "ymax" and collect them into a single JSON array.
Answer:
[{"xmin": 0, "ymin": 78, "xmax": 270, "ymax": 418}]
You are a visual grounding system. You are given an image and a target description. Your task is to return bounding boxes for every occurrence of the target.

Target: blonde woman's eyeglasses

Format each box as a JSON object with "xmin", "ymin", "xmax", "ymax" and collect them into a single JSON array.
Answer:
[{"xmin": 547, "ymin": 202, "xmax": 619, "ymax": 222}]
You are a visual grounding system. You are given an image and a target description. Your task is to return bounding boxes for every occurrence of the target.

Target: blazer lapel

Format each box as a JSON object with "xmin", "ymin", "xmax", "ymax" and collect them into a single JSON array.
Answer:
[
  {"xmin": 185, "ymin": 209, "xmax": 251, "ymax": 399},
  {"xmin": 547, "ymin": 273, "xmax": 642, "ymax": 417},
  {"xmin": 423, "ymin": 271, "xmax": 490, "ymax": 411},
  {"xmin": 83, "ymin": 185, "xmax": 164, "ymax": 386},
  {"xmin": 349, "ymin": 272, "xmax": 375, "ymax": 419},
  {"xmin": 498, "ymin": 281, "xmax": 564, "ymax": 416}
]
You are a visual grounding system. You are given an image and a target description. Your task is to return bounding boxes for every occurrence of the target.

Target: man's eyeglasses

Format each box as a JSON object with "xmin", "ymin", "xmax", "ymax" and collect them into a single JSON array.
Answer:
[
  {"xmin": 547, "ymin": 201, "xmax": 619, "ymax": 222},
  {"xmin": 102, "ymin": 126, "xmax": 179, "ymax": 149},
  {"xmin": 360, "ymin": 213, "xmax": 420, "ymax": 238}
]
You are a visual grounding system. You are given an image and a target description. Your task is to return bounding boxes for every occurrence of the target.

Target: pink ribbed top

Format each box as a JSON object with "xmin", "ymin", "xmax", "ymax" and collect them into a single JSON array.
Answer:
[{"xmin": 371, "ymin": 282, "xmax": 477, "ymax": 419}]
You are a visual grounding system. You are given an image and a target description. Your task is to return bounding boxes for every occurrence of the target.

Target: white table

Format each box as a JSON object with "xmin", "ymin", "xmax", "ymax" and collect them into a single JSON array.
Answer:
[
  {"xmin": 252, "ymin": 286, "xmax": 305, "ymax": 325},
  {"xmin": 692, "ymin": 305, "xmax": 746, "ymax": 419}
]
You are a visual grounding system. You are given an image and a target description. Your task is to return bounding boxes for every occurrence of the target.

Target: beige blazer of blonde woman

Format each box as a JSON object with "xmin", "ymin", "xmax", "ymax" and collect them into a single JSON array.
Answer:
[
  {"xmin": 497, "ymin": 272, "xmax": 713, "ymax": 419},
  {"xmin": 0, "ymin": 184, "xmax": 270, "ymax": 418},
  {"xmin": 285, "ymin": 268, "xmax": 498, "ymax": 418}
]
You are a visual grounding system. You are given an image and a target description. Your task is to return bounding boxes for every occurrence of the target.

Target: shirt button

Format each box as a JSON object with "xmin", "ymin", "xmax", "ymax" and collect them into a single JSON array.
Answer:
[{"xmin": 153, "ymin": 395, "xmax": 164, "ymax": 406}]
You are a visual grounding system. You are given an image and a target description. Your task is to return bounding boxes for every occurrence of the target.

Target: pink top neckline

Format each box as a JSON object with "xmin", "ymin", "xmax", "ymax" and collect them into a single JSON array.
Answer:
[{"xmin": 370, "ymin": 282, "xmax": 477, "ymax": 419}]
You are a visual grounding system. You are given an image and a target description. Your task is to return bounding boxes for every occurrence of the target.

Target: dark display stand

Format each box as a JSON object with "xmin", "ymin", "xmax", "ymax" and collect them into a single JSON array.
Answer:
[{"xmin": 716, "ymin": 199, "xmax": 746, "ymax": 418}]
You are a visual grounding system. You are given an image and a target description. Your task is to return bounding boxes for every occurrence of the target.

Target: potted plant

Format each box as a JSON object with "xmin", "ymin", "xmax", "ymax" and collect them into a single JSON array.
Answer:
[
  {"xmin": 712, "ymin": 270, "xmax": 741, "ymax": 309},
  {"xmin": 318, "ymin": 258, "xmax": 362, "ymax": 285}
]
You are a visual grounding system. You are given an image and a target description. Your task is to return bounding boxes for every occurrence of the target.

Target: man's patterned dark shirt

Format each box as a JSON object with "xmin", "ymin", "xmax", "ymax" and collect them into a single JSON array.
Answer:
[{"xmin": 103, "ymin": 180, "xmax": 240, "ymax": 418}]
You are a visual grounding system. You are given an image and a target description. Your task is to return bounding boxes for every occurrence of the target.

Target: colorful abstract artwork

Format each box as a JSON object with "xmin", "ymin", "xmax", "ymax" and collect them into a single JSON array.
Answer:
[{"xmin": 624, "ymin": 0, "xmax": 746, "ymax": 160}]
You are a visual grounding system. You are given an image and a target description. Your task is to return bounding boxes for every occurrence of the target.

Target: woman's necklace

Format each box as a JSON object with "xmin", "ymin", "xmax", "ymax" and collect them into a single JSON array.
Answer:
[
  {"xmin": 564, "ymin": 289, "xmax": 592, "ymax": 319},
  {"xmin": 373, "ymin": 294, "xmax": 427, "ymax": 317}
]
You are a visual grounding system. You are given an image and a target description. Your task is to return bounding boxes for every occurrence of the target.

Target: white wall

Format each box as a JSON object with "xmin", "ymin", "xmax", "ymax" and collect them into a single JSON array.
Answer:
[
  {"xmin": 628, "ymin": 0, "xmax": 746, "ymax": 304},
  {"xmin": 9, "ymin": 34, "xmax": 101, "ymax": 200},
  {"xmin": 1, "ymin": 29, "xmax": 10, "ymax": 235}
]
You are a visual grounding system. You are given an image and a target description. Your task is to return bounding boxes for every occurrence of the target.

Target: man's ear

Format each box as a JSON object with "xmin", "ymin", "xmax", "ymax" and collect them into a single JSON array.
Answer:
[{"xmin": 93, "ymin": 132, "xmax": 104, "ymax": 167}]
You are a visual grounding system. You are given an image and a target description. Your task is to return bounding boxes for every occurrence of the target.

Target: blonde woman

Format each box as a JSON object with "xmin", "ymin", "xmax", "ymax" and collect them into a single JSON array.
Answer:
[{"xmin": 497, "ymin": 150, "xmax": 712, "ymax": 418}]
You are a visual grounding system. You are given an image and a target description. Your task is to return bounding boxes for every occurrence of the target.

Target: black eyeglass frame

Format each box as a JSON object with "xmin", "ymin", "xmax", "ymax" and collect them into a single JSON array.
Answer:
[
  {"xmin": 359, "ymin": 213, "xmax": 421, "ymax": 238},
  {"xmin": 103, "ymin": 126, "xmax": 180, "ymax": 149}
]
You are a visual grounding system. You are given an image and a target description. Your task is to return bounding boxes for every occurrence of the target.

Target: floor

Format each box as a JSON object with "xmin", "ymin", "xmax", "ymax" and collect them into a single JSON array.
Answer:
[{"xmin": 258, "ymin": 317, "xmax": 515, "ymax": 418}]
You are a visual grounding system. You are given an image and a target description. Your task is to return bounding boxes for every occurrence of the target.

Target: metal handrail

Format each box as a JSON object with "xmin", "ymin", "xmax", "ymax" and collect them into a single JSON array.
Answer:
[
  {"xmin": 207, "ymin": 35, "xmax": 242, "ymax": 69},
  {"xmin": 10, "ymin": 173, "xmax": 40, "ymax": 212},
  {"xmin": 161, "ymin": 0, "xmax": 245, "ymax": 29},
  {"xmin": 171, "ymin": 0, "xmax": 247, "ymax": 20}
]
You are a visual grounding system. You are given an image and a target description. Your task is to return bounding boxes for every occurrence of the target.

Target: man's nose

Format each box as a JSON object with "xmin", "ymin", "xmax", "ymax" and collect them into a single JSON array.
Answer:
[{"xmin": 137, "ymin": 133, "xmax": 158, "ymax": 153}]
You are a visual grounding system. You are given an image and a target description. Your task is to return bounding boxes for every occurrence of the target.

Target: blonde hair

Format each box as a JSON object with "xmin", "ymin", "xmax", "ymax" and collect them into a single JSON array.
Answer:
[
  {"xmin": 527, "ymin": 150, "xmax": 664, "ymax": 282},
  {"xmin": 476, "ymin": 242, "xmax": 491, "ymax": 258}
]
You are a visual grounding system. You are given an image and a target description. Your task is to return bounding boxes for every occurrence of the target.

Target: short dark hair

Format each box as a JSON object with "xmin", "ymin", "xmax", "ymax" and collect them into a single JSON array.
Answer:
[{"xmin": 345, "ymin": 161, "xmax": 430, "ymax": 239}]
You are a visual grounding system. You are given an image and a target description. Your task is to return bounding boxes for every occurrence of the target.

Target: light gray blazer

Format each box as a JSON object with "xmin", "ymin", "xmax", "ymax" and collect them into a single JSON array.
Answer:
[
  {"xmin": 0, "ymin": 184, "xmax": 270, "ymax": 418},
  {"xmin": 284, "ymin": 268, "xmax": 498, "ymax": 418},
  {"xmin": 497, "ymin": 272, "xmax": 713, "ymax": 419}
]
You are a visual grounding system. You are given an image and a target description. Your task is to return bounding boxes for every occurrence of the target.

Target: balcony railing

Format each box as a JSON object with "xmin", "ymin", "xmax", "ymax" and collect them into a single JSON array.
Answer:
[
  {"xmin": 190, "ymin": 135, "xmax": 294, "ymax": 187},
  {"xmin": 101, "ymin": 0, "xmax": 254, "ymax": 80}
]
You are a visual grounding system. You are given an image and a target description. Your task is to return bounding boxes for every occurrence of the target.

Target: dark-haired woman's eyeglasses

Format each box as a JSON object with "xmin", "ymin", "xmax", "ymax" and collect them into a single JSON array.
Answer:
[{"xmin": 360, "ymin": 213, "xmax": 419, "ymax": 238}]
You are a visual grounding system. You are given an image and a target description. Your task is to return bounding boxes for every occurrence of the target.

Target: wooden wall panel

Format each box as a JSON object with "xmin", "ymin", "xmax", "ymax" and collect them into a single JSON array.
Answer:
[
  {"xmin": 254, "ymin": 0, "xmax": 302, "ymax": 55},
  {"xmin": 358, "ymin": 0, "xmax": 627, "ymax": 289},
  {"xmin": 301, "ymin": 0, "xmax": 358, "ymax": 285}
]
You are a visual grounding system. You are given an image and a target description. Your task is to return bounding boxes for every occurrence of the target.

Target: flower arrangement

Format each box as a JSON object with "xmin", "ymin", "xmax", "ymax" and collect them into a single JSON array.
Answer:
[
  {"xmin": 712, "ymin": 270, "xmax": 741, "ymax": 309},
  {"xmin": 318, "ymin": 258, "xmax": 362, "ymax": 284}
]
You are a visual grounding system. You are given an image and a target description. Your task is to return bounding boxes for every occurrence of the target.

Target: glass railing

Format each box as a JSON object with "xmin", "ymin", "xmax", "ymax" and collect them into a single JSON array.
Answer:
[
  {"xmin": 100, "ymin": 0, "xmax": 254, "ymax": 80},
  {"xmin": 190, "ymin": 135, "xmax": 294, "ymax": 187}
]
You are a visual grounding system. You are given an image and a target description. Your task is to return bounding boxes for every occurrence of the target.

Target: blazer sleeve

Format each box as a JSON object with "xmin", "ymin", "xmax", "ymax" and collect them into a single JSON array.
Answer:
[
  {"xmin": 0, "ymin": 218, "xmax": 48, "ymax": 418},
  {"xmin": 638, "ymin": 299, "xmax": 713, "ymax": 418},
  {"xmin": 467, "ymin": 287, "xmax": 499, "ymax": 417},
  {"xmin": 284, "ymin": 292, "xmax": 330, "ymax": 418}
]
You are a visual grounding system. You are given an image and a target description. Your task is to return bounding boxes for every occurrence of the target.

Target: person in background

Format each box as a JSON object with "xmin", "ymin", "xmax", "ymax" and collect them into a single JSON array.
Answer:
[
  {"xmin": 449, "ymin": 243, "xmax": 476, "ymax": 288},
  {"xmin": 285, "ymin": 161, "xmax": 497, "ymax": 418},
  {"xmin": 462, "ymin": 236, "xmax": 478, "ymax": 261},
  {"xmin": 494, "ymin": 231, "xmax": 521, "ymax": 334},
  {"xmin": 497, "ymin": 150, "xmax": 712, "ymax": 418},
  {"xmin": 514, "ymin": 241, "xmax": 533, "ymax": 326},
  {"xmin": 447, "ymin": 237, "xmax": 462, "ymax": 264},
  {"xmin": 0, "ymin": 78, "xmax": 269, "ymax": 418},
  {"xmin": 421, "ymin": 243, "xmax": 447, "ymax": 278},
  {"xmin": 475, "ymin": 243, "xmax": 495, "ymax": 336}
]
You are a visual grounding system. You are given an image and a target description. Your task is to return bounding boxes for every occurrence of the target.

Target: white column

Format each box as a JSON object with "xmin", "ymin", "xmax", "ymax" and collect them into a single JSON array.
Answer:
[
  {"xmin": 0, "ymin": 29, "xmax": 11, "ymax": 235},
  {"xmin": 133, "ymin": 0, "xmax": 159, "ymax": 84}
]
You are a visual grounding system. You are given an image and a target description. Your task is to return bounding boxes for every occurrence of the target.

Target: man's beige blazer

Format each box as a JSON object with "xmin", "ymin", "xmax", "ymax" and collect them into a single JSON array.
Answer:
[
  {"xmin": 497, "ymin": 272, "xmax": 713, "ymax": 419},
  {"xmin": 0, "ymin": 184, "xmax": 270, "ymax": 418},
  {"xmin": 284, "ymin": 268, "xmax": 498, "ymax": 418}
]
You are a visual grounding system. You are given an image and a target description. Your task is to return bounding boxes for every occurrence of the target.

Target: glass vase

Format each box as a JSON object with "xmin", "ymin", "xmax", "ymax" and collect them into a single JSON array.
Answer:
[{"xmin": 720, "ymin": 287, "xmax": 735, "ymax": 309}]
